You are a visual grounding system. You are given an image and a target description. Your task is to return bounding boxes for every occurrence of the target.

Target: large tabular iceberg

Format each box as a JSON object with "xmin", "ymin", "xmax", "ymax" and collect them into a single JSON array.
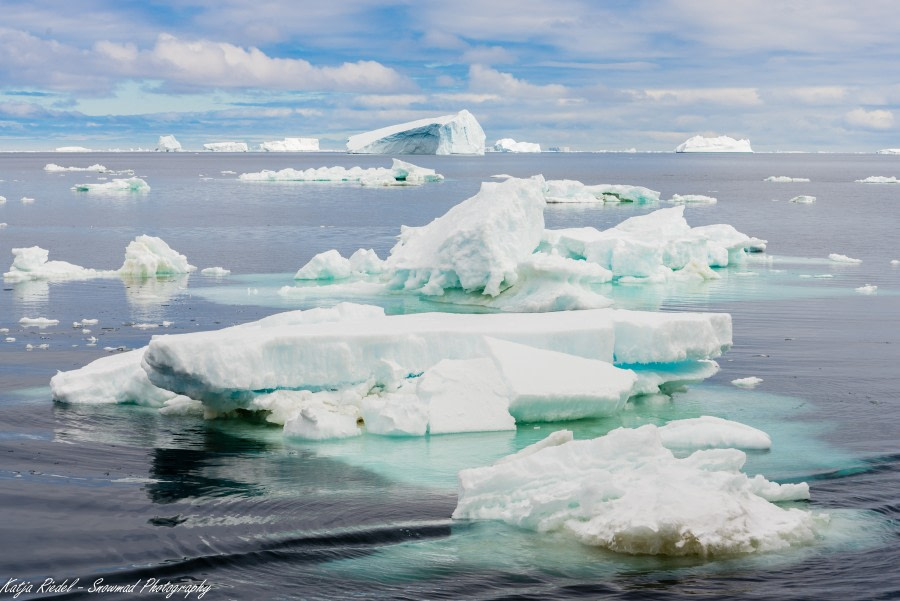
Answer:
[
  {"xmin": 259, "ymin": 138, "xmax": 319, "ymax": 152},
  {"xmin": 347, "ymin": 110, "xmax": 486, "ymax": 155},
  {"xmin": 203, "ymin": 141, "xmax": 249, "ymax": 152},
  {"xmin": 675, "ymin": 135, "xmax": 753, "ymax": 153},
  {"xmin": 239, "ymin": 159, "xmax": 443, "ymax": 186},
  {"xmin": 453, "ymin": 426, "xmax": 820, "ymax": 556},
  {"xmin": 493, "ymin": 138, "xmax": 541, "ymax": 153},
  {"xmin": 157, "ymin": 135, "xmax": 182, "ymax": 152}
]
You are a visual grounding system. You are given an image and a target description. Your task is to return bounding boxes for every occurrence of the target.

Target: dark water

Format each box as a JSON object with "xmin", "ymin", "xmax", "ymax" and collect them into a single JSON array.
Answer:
[{"xmin": 0, "ymin": 152, "xmax": 898, "ymax": 599}]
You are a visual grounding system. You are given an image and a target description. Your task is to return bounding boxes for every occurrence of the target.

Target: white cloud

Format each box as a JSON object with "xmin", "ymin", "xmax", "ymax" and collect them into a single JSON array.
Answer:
[
  {"xmin": 773, "ymin": 86, "xmax": 848, "ymax": 105},
  {"xmin": 354, "ymin": 94, "xmax": 428, "ymax": 108},
  {"xmin": 642, "ymin": 88, "xmax": 762, "ymax": 106},
  {"xmin": 468, "ymin": 64, "xmax": 567, "ymax": 100},
  {"xmin": 460, "ymin": 46, "xmax": 517, "ymax": 65},
  {"xmin": 845, "ymin": 108, "xmax": 894, "ymax": 130}
]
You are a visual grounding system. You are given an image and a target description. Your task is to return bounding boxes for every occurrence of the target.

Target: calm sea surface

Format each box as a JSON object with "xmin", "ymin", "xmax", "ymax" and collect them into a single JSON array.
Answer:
[{"xmin": 0, "ymin": 152, "xmax": 898, "ymax": 600}]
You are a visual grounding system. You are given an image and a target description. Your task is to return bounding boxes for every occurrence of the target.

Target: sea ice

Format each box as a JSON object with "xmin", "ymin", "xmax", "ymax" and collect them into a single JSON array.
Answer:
[
  {"xmin": 203, "ymin": 142, "xmax": 249, "ymax": 152},
  {"xmin": 239, "ymin": 159, "xmax": 443, "ymax": 186},
  {"xmin": 854, "ymin": 176, "xmax": 899, "ymax": 184},
  {"xmin": 453, "ymin": 425, "xmax": 820, "ymax": 557},
  {"xmin": 21, "ymin": 196, "xmax": 34, "ymax": 204},
  {"xmin": 71, "ymin": 178, "xmax": 150, "ymax": 193},
  {"xmin": 657, "ymin": 415, "xmax": 771, "ymax": 449},
  {"xmin": 259, "ymin": 138, "xmax": 319, "ymax": 152},
  {"xmin": 666, "ymin": 194, "xmax": 717, "ymax": 204},
  {"xmin": 493, "ymin": 138, "xmax": 541, "ymax": 153},
  {"xmin": 157, "ymin": 135, "xmax": 182, "ymax": 152},
  {"xmin": 294, "ymin": 248, "xmax": 384, "ymax": 280},
  {"xmin": 732, "ymin": 376, "xmax": 763, "ymax": 389},
  {"xmin": 891, "ymin": 259, "xmax": 900, "ymax": 266},
  {"xmin": 675, "ymin": 135, "xmax": 753, "ymax": 153},
  {"xmin": 44, "ymin": 163, "xmax": 107, "ymax": 172},
  {"xmin": 828, "ymin": 253, "xmax": 862, "ymax": 264},
  {"xmin": 543, "ymin": 180, "xmax": 660, "ymax": 204},
  {"xmin": 764, "ymin": 176, "xmax": 810, "ymax": 182},
  {"xmin": 347, "ymin": 109, "xmax": 486, "ymax": 155},
  {"xmin": 876, "ymin": 148, "xmax": 900, "ymax": 154},
  {"xmin": 789, "ymin": 195, "xmax": 816, "ymax": 204}
]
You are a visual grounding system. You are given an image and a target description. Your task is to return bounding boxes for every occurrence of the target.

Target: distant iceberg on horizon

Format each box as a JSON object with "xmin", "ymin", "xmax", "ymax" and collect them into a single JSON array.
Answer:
[
  {"xmin": 675, "ymin": 135, "xmax": 753, "ymax": 153},
  {"xmin": 876, "ymin": 148, "xmax": 900, "ymax": 155},
  {"xmin": 203, "ymin": 141, "xmax": 249, "ymax": 152},
  {"xmin": 157, "ymin": 135, "xmax": 182, "ymax": 152},
  {"xmin": 347, "ymin": 109, "xmax": 486, "ymax": 155},
  {"xmin": 259, "ymin": 138, "xmax": 319, "ymax": 152},
  {"xmin": 493, "ymin": 138, "xmax": 541, "ymax": 153},
  {"xmin": 54, "ymin": 146, "xmax": 93, "ymax": 153}
]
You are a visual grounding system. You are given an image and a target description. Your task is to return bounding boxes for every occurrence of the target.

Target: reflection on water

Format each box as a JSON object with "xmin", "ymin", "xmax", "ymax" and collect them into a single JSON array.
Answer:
[{"xmin": 121, "ymin": 273, "xmax": 190, "ymax": 321}]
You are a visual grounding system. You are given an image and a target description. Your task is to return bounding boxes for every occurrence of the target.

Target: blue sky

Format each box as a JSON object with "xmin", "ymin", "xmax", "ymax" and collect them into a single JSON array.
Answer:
[{"xmin": 1, "ymin": 0, "xmax": 898, "ymax": 151}]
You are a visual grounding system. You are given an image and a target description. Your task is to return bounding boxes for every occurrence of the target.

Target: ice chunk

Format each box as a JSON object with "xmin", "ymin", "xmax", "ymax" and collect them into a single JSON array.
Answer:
[
  {"xmin": 119, "ymin": 235, "xmax": 196, "ymax": 276},
  {"xmin": 347, "ymin": 109, "xmax": 485, "ymax": 155},
  {"xmin": 657, "ymin": 416, "xmax": 771, "ymax": 450},
  {"xmin": 283, "ymin": 401, "xmax": 362, "ymax": 440},
  {"xmin": 876, "ymin": 148, "xmax": 900, "ymax": 155},
  {"xmin": 764, "ymin": 176, "xmax": 810, "ymax": 182},
  {"xmin": 54, "ymin": 146, "xmax": 92, "ymax": 152},
  {"xmin": 294, "ymin": 249, "xmax": 353, "ymax": 280},
  {"xmin": 789, "ymin": 195, "xmax": 816, "ymax": 204},
  {"xmin": 71, "ymin": 177, "xmax": 150, "ymax": 193},
  {"xmin": 259, "ymin": 137, "xmax": 319, "ymax": 152},
  {"xmin": 44, "ymin": 163, "xmax": 107, "ymax": 172},
  {"xmin": 200, "ymin": 266, "xmax": 231, "ymax": 276},
  {"xmin": 828, "ymin": 253, "xmax": 862, "ymax": 264},
  {"xmin": 855, "ymin": 284, "xmax": 877, "ymax": 295},
  {"xmin": 543, "ymin": 180, "xmax": 660, "ymax": 204},
  {"xmin": 385, "ymin": 177, "xmax": 546, "ymax": 296},
  {"xmin": 494, "ymin": 429, "xmax": 574, "ymax": 465},
  {"xmin": 3, "ymin": 246, "xmax": 108, "ymax": 282},
  {"xmin": 453, "ymin": 425, "xmax": 819, "ymax": 556},
  {"xmin": 732, "ymin": 376, "xmax": 763, "ymax": 389},
  {"xmin": 666, "ymin": 194, "xmax": 717, "ymax": 204},
  {"xmin": 854, "ymin": 176, "xmax": 899, "ymax": 184},
  {"xmin": 891, "ymin": 259, "xmax": 900, "ymax": 266},
  {"xmin": 203, "ymin": 141, "xmax": 248, "ymax": 152},
  {"xmin": 156, "ymin": 135, "xmax": 182, "ymax": 152},
  {"xmin": 675, "ymin": 135, "xmax": 753, "ymax": 153},
  {"xmin": 19, "ymin": 317, "xmax": 59, "ymax": 327},
  {"xmin": 21, "ymin": 196, "xmax": 35, "ymax": 204},
  {"xmin": 238, "ymin": 159, "xmax": 443, "ymax": 186},
  {"xmin": 493, "ymin": 138, "xmax": 541, "ymax": 153}
]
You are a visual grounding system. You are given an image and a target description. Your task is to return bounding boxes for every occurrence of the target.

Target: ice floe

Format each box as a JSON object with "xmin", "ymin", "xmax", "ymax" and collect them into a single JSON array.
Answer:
[
  {"xmin": 675, "ymin": 135, "xmax": 753, "ymax": 153},
  {"xmin": 156, "ymin": 135, "xmax": 182, "ymax": 152},
  {"xmin": 347, "ymin": 109, "xmax": 485, "ymax": 155},
  {"xmin": 543, "ymin": 180, "xmax": 659, "ymax": 204},
  {"xmin": 657, "ymin": 415, "xmax": 771, "ymax": 450},
  {"xmin": 854, "ymin": 176, "xmax": 899, "ymax": 184},
  {"xmin": 765, "ymin": 176, "xmax": 810, "ymax": 182},
  {"xmin": 493, "ymin": 138, "xmax": 541, "ymax": 153},
  {"xmin": 259, "ymin": 138, "xmax": 319, "ymax": 152},
  {"xmin": 666, "ymin": 194, "xmax": 717, "ymax": 204},
  {"xmin": 200, "ymin": 267, "xmax": 231, "ymax": 276},
  {"xmin": 828, "ymin": 253, "xmax": 862, "ymax": 264},
  {"xmin": 44, "ymin": 163, "xmax": 107, "ymax": 172},
  {"xmin": 71, "ymin": 177, "xmax": 150, "ymax": 193},
  {"xmin": 238, "ymin": 159, "xmax": 443, "ymax": 186},
  {"xmin": 3, "ymin": 246, "xmax": 106, "ymax": 282},
  {"xmin": 19, "ymin": 317, "xmax": 59, "ymax": 327},
  {"xmin": 732, "ymin": 376, "xmax": 763, "ymax": 389},
  {"xmin": 876, "ymin": 148, "xmax": 900, "ymax": 154},
  {"xmin": 789, "ymin": 195, "xmax": 816, "ymax": 204},
  {"xmin": 203, "ymin": 141, "xmax": 248, "ymax": 152},
  {"xmin": 855, "ymin": 284, "xmax": 877, "ymax": 295},
  {"xmin": 453, "ymin": 425, "xmax": 819, "ymax": 556}
]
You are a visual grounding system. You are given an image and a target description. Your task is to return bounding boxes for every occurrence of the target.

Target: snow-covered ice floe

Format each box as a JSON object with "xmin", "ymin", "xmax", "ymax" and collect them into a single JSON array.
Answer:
[
  {"xmin": 50, "ymin": 302, "xmax": 731, "ymax": 435},
  {"xmin": 259, "ymin": 138, "xmax": 319, "ymax": 152},
  {"xmin": 44, "ymin": 163, "xmax": 107, "ymax": 172},
  {"xmin": 239, "ymin": 159, "xmax": 443, "ymax": 186},
  {"xmin": 281, "ymin": 176, "xmax": 766, "ymax": 312},
  {"xmin": 493, "ymin": 138, "xmax": 541, "ymax": 153},
  {"xmin": 19, "ymin": 317, "xmax": 59, "ymax": 327},
  {"xmin": 732, "ymin": 376, "xmax": 763, "ymax": 389},
  {"xmin": 543, "ymin": 180, "xmax": 660, "ymax": 204},
  {"xmin": 453, "ymin": 425, "xmax": 822, "ymax": 557},
  {"xmin": 675, "ymin": 135, "xmax": 753, "ymax": 153},
  {"xmin": 71, "ymin": 177, "xmax": 150, "ymax": 193},
  {"xmin": 3, "ymin": 235, "xmax": 194, "ymax": 282},
  {"xmin": 203, "ymin": 141, "xmax": 248, "ymax": 152},
  {"xmin": 765, "ymin": 176, "xmax": 810, "ymax": 183},
  {"xmin": 876, "ymin": 148, "xmax": 900, "ymax": 155},
  {"xmin": 157, "ymin": 135, "xmax": 182, "ymax": 152},
  {"xmin": 347, "ymin": 109, "xmax": 485, "ymax": 155},
  {"xmin": 666, "ymin": 194, "xmax": 717, "ymax": 204},
  {"xmin": 854, "ymin": 176, "xmax": 899, "ymax": 184}
]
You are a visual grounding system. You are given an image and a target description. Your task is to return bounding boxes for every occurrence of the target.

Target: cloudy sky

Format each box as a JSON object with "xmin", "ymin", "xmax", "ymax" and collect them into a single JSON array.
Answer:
[{"xmin": 1, "ymin": 0, "xmax": 898, "ymax": 151}]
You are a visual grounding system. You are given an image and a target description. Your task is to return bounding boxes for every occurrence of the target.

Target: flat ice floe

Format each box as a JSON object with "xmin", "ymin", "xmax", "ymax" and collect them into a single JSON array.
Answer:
[
  {"xmin": 71, "ymin": 177, "xmax": 150, "ymax": 193},
  {"xmin": 675, "ymin": 135, "xmax": 753, "ymax": 153},
  {"xmin": 543, "ymin": 180, "xmax": 659, "ymax": 204},
  {"xmin": 44, "ymin": 163, "xmax": 107, "ymax": 172},
  {"xmin": 764, "ymin": 176, "xmax": 810, "ymax": 182},
  {"xmin": 854, "ymin": 176, "xmax": 899, "ymax": 184},
  {"xmin": 347, "ymin": 109, "xmax": 486, "ymax": 155},
  {"xmin": 666, "ymin": 194, "xmax": 717, "ymax": 204},
  {"xmin": 239, "ymin": 159, "xmax": 443, "ymax": 186},
  {"xmin": 51, "ymin": 302, "xmax": 730, "ymax": 437},
  {"xmin": 732, "ymin": 376, "xmax": 763, "ymax": 389},
  {"xmin": 453, "ymin": 425, "xmax": 820, "ymax": 556}
]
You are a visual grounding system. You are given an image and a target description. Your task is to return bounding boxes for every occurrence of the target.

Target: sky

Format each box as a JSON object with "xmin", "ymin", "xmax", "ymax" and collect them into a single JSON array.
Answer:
[{"xmin": 1, "ymin": 0, "xmax": 898, "ymax": 152}]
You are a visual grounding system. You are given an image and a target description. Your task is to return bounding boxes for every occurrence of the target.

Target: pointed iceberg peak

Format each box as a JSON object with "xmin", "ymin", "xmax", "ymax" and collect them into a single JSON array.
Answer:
[{"xmin": 347, "ymin": 109, "xmax": 486, "ymax": 155}]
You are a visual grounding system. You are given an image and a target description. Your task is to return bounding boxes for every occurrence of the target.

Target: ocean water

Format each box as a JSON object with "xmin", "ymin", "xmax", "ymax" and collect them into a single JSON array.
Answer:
[{"xmin": 0, "ymin": 151, "xmax": 898, "ymax": 600}]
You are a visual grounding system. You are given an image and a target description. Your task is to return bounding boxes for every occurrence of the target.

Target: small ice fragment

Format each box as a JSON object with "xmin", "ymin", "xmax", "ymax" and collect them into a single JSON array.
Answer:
[
  {"xmin": 5, "ymin": 337, "xmax": 15, "ymax": 342},
  {"xmin": 0, "ymin": 328, "xmax": 8, "ymax": 334},
  {"xmin": 828, "ymin": 253, "xmax": 862, "ymax": 264},
  {"xmin": 891, "ymin": 259, "xmax": 899, "ymax": 266},
  {"xmin": 162, "ymin": 321, "xmax": 173, "ymax": 327},
  {"xmin": 731, "ymin": 376, "xmax": 763, "ymax": 389},
  {"xmin": 80, "ymin": 319, "xmax": 99, "ymax": 325},
  {"xmin": 133, "ymin": 323, "xmax": 159, "ymax": 329},
  {"xmin": 855, "ymin": 284, "xmax": 877, "ymax": 295},
  {"xmin": 21, "ymin": 196, "xmax": 35, "ymax": 204},
  {"xmin": 666, "ymin": 194, "xmax": 717, "ymax": 204},
  {"xmin": 19, "ymin": 317, "xmax": 59, "ymax": 327},
  {"xmin": 201, "ymin": 266, "xmax": 231, "ymax": 276},
  {"xmin": 789, "ymin": 195, "xmax": 816, "ymax": 204}
]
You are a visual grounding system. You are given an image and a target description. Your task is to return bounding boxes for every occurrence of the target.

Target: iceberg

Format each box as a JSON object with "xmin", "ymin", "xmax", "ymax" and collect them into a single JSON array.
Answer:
[
  {"xmin": 44, "ymin": 163, "xmax": 107, "ymax": 172},
  {"xmin": 203, "ymin": 141, "xmax": 249, "ymax": 152},
  {"xmin": 675, "ymin": 135, "xmax": 753, "ymax": 153},
  {"xmin": 765, "ymin": 176, "xmax": 810, "ymax": 183},
  {"xmin": 347, "ymin": 109, "xmax": 485, "ymax": 155},
  {"xmin": 19, "ymin": 317, "xmax": 59, "ymax": 327},
  {"xmin": 657, "ymin": 416, "xmax": 771, "ymax": 450},
  {"xmin": 876, "ymin": 149, "xmax": 900, "ymax": 155},
  {"xmin": 3, "ymin": 246, "xmax": 107, "ymax": 282},
  {"xmin": 855, "ymin": 284, "xmax": 877, "ymax": 295},
  {"xmin": 493, "ymin": 138, "xmax": 541, "ymax": 153},
  {"xmin": 453, "ymin": 426, "xmax": 820, "ymax": 556},
  {"xmin": 855, "ymin": 176, "xmax": 899, "ymax": 184},
  {"xmin": 259, "ymin": 137, "xmax": 319, "ymax": 152},
  {"xmin": 543, "ymin": 180, "xmax": 659, "ymax": 204},
  {"xmin": 71, "ymin": 178, "xmax": 150, "ymax": 193},
  {"xmin": 200, "ymin": 266, "xmax": 231, "ymax": 276},
  {"xmin": 156, "ymin": 135, "xmax": 182, "ymax": 152},
  {"xmin": 120, "ymin": 235, "xmax": 195, "ymax": 276},
  {"xmin": 239, "ymin": 159, "xmax": 443, "ymax": 186}
]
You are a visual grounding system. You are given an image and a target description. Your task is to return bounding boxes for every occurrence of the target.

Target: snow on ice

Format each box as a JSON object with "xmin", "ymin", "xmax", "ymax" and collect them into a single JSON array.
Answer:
[{"xmin": 203, "ymin": 141, "xmax": 249, "ymax": 152}]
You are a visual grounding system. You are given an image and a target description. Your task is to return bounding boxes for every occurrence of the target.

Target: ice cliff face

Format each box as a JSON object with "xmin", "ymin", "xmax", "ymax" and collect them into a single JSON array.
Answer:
[
  {"xmin": 347, "ymin": 110, "xmax": 486, "ymax": 155},
  {"xmin": 675, "ymin": 135, "xmax": 753, "ymax": 153}
]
